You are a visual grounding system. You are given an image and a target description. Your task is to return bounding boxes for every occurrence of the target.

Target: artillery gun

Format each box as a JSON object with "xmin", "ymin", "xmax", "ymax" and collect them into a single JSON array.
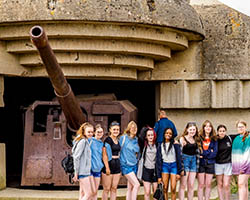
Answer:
[{"xmin": 21, "ymin": 26, "xmax": 137, "ymax": 186}]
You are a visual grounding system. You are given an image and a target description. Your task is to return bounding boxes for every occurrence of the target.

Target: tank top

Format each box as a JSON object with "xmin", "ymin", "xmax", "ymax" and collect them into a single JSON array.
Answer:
[{"xmin": 182, "ymin": 137, "xmax": 197, "ymax": 155}]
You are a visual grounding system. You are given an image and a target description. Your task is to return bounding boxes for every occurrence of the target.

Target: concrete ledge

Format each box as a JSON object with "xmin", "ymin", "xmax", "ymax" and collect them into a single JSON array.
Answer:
[
  {"xmin": 0, "ymin": 179, "xmax": 218, "ymax": 200},
  {"xmin": 0, "ymin": 143, "xmax": 6, "ymax": 190}
]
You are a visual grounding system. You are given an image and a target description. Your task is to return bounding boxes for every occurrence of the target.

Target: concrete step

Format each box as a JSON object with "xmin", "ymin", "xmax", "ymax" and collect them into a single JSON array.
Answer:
[{"xmin": 0, "ymin": 179, "xmax": 218, "ymax": 200}]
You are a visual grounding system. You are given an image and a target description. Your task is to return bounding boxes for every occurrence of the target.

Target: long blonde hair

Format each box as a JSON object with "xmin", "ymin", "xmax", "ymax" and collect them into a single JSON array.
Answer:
[
  {"xmin": 124, "ymin": 121, "xmax": 137, "ymax": 136},
  {"xmin": 75, "ymin": 122, "xmax": 94, "ymax": 141}
]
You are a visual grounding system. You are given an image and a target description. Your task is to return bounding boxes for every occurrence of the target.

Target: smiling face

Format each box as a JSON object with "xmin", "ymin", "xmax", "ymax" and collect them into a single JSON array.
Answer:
[
  {"xmin": 84, "ymin": 126, "xmax": 94, "ymax": 138},
  {"xmin": 217, "ymin": 127, "xmax": 226, "ymax": 139},
  {"xmin": 237, "ymin": 122, "xmax": 246, "ymax": 135},
  {"xmin": 164, "ymin": 128, "xmax": 173, "ymax": 142},
  {"xmin": 129, "ymin": 124, "xmax": 137, "ymax": 137},
  {"xmin": 110, "ymin": 125, "xmax": 120, "ymax": 138},
  {"xmin": 95, "ymin": 127, "xmax": 104, "ymax": 140},
  {"xmin": 146, "ymin": 130, "xmax": 155, "ymax": 143},
  {"xmin": 187, "ymin": 125, "xmax": 197, "ymax": 137}
]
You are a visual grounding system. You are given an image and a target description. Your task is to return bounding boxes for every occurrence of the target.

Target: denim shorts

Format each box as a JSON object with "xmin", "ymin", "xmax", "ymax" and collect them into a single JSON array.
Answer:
[
  {"xmin": 78, "ymin": 174, "xmax": 90, "ymax": 179},
  {"xmin": 91, "ymin": 171, "xmax": 101, "ymax": 178},
  {"xmin": 121, "ymin": 165, "xmax": 137, "ymax": 175},
  {"xmin": 162, "ymin": 162, "xmax": 177, "ymax": 175},
  {"xmin": 182, "ymin": 154, "xmax": 197, "ymax": 172}
]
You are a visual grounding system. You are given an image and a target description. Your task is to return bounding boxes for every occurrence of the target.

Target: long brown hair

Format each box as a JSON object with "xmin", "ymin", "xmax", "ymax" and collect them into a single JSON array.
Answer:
[
  {"xmin": 236, "ymin": 120, "xmax": 249, "ymax": 142},
  {"xmin": 199, "ymin": 120, "xmax": 217, "ymax": 141},
  {"xmin": 182, "ymin": 122, "xmax": 202, "ymax": 152},
  {"xmin": 75, "ymin": 122, "xmax": 94, "ymax": 141}
]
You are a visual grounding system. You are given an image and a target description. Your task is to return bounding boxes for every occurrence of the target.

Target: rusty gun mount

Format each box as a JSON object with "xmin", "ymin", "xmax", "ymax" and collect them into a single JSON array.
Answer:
[{"xmin": 21, "ymin": 26, "xmax": 137, "ymax": 186}]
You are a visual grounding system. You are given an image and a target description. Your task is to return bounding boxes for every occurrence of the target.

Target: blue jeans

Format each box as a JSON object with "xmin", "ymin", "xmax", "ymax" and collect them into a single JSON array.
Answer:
[
  {"xmin": 182, "ymin": 154, "xmax": 197, "ymax": 172},
  {"xmin": 162, "ymin": 162, "xmax": 177, "ymax": 174}
]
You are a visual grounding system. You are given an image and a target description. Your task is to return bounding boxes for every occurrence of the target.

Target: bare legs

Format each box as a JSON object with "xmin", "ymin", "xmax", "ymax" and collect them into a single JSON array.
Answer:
[
  {"xmin": 79, "ymin": 176, "xmax": 95, "ymax": 200},
  {"xmin": 198, "ymin": 173, "xmax": 213, "ymax": 200},
  {"xmin": 238, "ymin": 174, "xmax": 250, "ymax": 200},
  {"xmin": 125, "ymin": 172, "xmax": 140, "ymax": 200},
  {"xmin": 216, "ymin": 175, "xmax": 231, "ymax": 200},
  {"xmin": 102, "ymin": 173, "xmax": 121, "ymax": 200},
  {"xmin": 143, "ymin": 181, "xmax": 158, "ymax": 200},
  {"xmin": 92, "ymin": 176, "xmax": 101, "ymax": 200},
  {"xmin": 179, "ymin": 171, "xmax": 196, "ymax": 200},
  {"xmin": 162, "ymin": 173, "xmax": 177, "ymax": 200}
]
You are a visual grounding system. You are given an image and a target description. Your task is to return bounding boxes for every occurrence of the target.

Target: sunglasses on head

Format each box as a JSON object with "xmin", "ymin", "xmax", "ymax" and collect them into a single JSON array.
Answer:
[
  {"xmin": 110, "ymin": 122, "xmax": 120, "ymax": 127},
  {"xmin": 187, "ymin": 122, "xmax": 196, "ymax": 126}
]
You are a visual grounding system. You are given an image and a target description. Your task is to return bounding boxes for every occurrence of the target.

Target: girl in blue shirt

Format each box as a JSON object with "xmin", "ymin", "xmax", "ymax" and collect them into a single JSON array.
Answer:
[
  {"xmin": 120, "ymin": 121, "xmax": 140, "ymax": 200},
  {"xmin": 89, "ymin": 124, "xmax": 104, "ymax": 200}
]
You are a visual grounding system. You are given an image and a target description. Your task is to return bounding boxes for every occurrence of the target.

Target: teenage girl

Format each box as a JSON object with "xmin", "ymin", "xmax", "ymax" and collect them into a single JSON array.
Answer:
[
  {"xmin": 102, "ymin": 121, "xmax": 121, "ymax": 200},
  {"xmin": 120, "ymin": 121, "xmax": 140, "ymax": 200},
  {"xmin": 89, "ymin": 124, "xmax": 105, "ymax": 200},
  {"xmin": 197, "ymin": 120, "xmax": 218, "ymax": 200},
  {"xmin": 232, "ymin": 120, "xmax": 250, "ymax": 200},
  {"xmin": 72, "ymin": 122, "xmax": 95, "ymax": 200},
  {"xmin": 141, "ymin": 127, "xmax": 158, "ymax": 200},
  {"xmin": 179, "ymin": 122, "xmax": 201, "ymax": 200},
  {"xmin": 215, "ymin": 124, "xmax": 238, "ymax": 200},
  {"xmin": 156, "ymin": 127, "xmax": 184, "ymax": 200}
]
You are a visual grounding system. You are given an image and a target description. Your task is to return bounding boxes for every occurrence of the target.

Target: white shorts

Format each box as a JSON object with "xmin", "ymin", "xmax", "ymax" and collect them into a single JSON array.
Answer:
[{"xmin": 215, "ymin": 163, "xmax": 232, "ymax": 176}]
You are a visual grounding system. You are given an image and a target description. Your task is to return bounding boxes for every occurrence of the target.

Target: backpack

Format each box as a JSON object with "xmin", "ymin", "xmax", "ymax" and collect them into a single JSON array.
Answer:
[
  {"xmin": 61, "ymin": 153, "xmax": 74, "ymax": 174},
  {"xmin": 61, "ymin": 138, "xmax": 93, "ymax": 183}
]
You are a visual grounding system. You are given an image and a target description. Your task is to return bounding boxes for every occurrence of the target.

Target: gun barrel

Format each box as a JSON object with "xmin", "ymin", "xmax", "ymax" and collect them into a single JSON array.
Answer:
[{"xmin": 30, "ymin": 26, "xmax": 86, "ymax": 131}]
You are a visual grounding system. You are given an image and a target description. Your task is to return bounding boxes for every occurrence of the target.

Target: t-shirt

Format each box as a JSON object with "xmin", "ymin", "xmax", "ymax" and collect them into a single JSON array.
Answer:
[
  {"xmin": 162, "ymin": 142, "xmax": 176, "ymax": 163},
  {"xmin": 203, "ymin": 137, "xmax": 211, "ymax": 150},
  {"xmin": 104, "ymin": 136, "xmax": 121, "ymax": 156},
  {"xmin": 144, "ymin": 144, "xmax": 157, "ymax": 169}
]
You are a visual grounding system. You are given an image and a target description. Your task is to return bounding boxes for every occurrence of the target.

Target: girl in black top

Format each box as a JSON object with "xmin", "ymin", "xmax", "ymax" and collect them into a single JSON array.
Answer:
[
  {"xmin": 102, "ymin": 121, "xmax": 121, "ymax": 200},
  {"xmin": 215, "ymin": 125, "xmax": 238, "ymax": 200}
]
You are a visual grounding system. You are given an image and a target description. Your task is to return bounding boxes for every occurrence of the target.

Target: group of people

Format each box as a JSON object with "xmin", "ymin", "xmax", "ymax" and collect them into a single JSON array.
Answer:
[{"xmin": 72, "ymin": 109, "xmax": 250, "ymax": 200}]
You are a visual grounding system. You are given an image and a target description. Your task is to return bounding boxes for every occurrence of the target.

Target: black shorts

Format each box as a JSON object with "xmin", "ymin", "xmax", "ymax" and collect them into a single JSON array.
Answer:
[
  {"xmin": 142, "ymin": 166, "xmax": 157, "ymax": 183},
  {"xmin": 102, "ymin": 158, "xmax": 121, "ymax": 174},
  {"xmin": 198, "ymin": 163, "xmax": 215, "ymax": 174}
]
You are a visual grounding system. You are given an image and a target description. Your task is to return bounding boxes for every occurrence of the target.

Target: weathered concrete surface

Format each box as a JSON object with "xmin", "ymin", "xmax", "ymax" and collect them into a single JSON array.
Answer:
[
  {"xmin": 0, "ymin": 144, "xmax": 6, "ymax": 190},
  {"xmin": 0, "ymin": 0, "xmax": 204, "ymax": 38},
  {"xmin": 193, "ymin": 4, "xmax": 250, "ymax": 79},
  {"xmin": 165, "ymin": 109, "xmax": 250, "ymax": 136}
]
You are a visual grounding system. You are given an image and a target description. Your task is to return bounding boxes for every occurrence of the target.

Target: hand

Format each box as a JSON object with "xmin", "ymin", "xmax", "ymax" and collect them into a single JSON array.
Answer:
[
  {"xmin": 72, "ymin": 173, "xmax": 78, "ymax": 183},
  {"xmin": 211, "ymin": 149, "xmax": 213, "ymax": 152},
  {"xmin": 106, "ymin": 168, "xmax": 111, "ymax": 175},
  {"xmin": 176, "ymin": 174, "xmax": 181, "ymax": 180},
  {"xmin": 200, "ymin": 156, "xmax": 203, "ymax": 158},
  {"xmin": 158, "ymin": 178, "xmax": 162, "ymax": 184},
  {"xmin": 180, "ymin": 171, "xmax": 184, "ymax": 176},
  {"xmin": 174, "ymin": 140, "xmax": 179, "ymax": 144}
]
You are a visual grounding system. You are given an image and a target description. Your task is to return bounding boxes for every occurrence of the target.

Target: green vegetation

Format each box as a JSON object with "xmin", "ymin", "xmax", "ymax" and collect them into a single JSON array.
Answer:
[{"xmin": 230, "ymin": 175, "xmax": 250, "ymax": 193}]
